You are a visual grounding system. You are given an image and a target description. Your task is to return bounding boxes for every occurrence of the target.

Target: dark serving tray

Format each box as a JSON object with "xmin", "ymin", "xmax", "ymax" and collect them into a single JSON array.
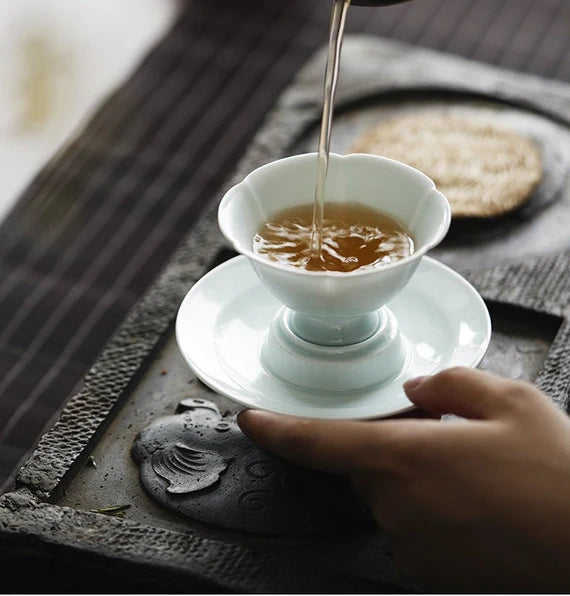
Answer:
[{"xmin": 1, "ymin": 37, "xmax": 569, "ymax": 592}]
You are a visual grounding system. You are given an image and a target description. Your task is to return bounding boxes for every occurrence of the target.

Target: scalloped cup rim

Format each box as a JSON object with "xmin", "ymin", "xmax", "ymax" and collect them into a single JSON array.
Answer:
[{"xmin": 218, "ymin": 152, "xmax": 451, "ymax": 278}]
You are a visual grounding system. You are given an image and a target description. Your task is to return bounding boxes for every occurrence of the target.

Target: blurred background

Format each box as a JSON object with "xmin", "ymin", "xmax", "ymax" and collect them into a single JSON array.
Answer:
[
  {"xmin": 0, "ymin": 0, "xmax": 569, "ymax": 493},
  {"xmin": 0, "ymin": 0, "xmax": 177, "ymax": 220}
]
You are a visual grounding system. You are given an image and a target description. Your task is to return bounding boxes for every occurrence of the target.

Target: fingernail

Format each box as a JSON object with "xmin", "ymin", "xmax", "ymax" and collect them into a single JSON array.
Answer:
[
  {"xmin": 237, "ymin": 409, "xmax": 275, "ymax": 428},
  {"xmin": 237, "ymin": 409, "xmax": 256, "ymax": 425},
  {"xmin": 403, "ymin": 376, "xmax": 427, "ymax": 392}
]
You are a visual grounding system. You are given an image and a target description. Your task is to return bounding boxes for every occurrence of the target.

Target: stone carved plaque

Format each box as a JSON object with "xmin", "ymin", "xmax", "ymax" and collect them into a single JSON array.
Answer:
[{"xmin": 132, "ymin": 398, "xmax": 369, "ymax": 534}]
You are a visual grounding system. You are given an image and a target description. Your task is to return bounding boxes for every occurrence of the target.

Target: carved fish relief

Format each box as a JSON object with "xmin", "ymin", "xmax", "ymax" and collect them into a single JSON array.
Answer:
[
  {"xmin": 132, "ymin": 398, "xmax": 367, "ymax": 533},
  {"xmin": 151, "ymin": 441, "xmax": 228, "ymax": 494}
]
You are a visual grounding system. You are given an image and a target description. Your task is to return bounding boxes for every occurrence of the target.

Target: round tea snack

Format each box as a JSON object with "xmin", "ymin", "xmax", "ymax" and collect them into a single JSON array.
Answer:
[{"xmin": 350, "ymin": 114, "xmax": 543, "ymax": 218}]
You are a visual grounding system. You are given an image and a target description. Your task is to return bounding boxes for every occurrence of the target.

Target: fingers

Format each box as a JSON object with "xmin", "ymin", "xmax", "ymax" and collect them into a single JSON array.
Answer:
[
  {"xmin": 404, "ymin": 367, "xmax": 525, "ymax": 419},
  {"xmin": 238, "ymin": 369, "xmax": 540, "ymax": 474},
  {"xmin": 238, "ymin": 409, "xmax": 410, "ymax": 474},
  {"xmin": 392, "ymin": 407, "xmax": 440, "ymax": 420}
]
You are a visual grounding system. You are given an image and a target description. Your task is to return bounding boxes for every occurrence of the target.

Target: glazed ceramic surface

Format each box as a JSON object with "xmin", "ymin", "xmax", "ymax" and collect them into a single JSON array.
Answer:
[
  {"xmin": 176, "ymin": 256, "xmax": 491, "ymax": 420},
  {"xmin": 218, "ymin": 153, "xmax": 451, "ymax": 322}
]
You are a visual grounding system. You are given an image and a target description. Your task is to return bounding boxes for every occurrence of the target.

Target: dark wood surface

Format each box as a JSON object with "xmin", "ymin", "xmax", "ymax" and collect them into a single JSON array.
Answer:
[{"xmin": 1, "ymin": 0, "xmax": 569, "ymax": 494}]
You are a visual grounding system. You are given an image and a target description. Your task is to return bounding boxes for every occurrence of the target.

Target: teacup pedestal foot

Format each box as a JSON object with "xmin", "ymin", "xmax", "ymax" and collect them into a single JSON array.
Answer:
[{"xmin": 261, "ymin": 307, "xmax": 407, "ymax": 393}]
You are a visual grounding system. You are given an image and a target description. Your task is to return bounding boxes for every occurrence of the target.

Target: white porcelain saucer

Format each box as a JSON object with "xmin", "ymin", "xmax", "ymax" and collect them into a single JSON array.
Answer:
[{"xmin": 176, "ymin": 256, "xmax": 491, "ymax": 420}]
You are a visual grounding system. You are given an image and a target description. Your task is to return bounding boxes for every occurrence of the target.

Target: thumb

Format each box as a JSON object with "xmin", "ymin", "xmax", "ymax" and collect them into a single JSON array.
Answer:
[
  {"xmin": 238, "ymin": 409, "xmax": 411, "ymax": 474},
  {"xmin": 404, "ymin": 367, "xmax": 519, "ymax": 419}
]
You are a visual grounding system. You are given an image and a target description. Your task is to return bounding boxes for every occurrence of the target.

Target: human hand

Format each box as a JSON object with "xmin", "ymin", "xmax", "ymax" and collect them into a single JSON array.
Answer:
[{"xmin": 238, "ymin": 368, "xmax": 570, "ymax": 592}]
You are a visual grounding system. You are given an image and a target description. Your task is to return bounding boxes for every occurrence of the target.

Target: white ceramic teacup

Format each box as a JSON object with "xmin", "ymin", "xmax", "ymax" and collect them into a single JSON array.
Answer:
[{"xmin": 218, "ymin": 152, "xmax": 450, "ymax": 391}]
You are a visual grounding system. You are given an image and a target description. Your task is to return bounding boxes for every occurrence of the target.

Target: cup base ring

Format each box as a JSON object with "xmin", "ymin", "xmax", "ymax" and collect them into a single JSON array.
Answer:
[{"xmin": 261, "ymin": 307, "xmax": 407, "ymax": 393}]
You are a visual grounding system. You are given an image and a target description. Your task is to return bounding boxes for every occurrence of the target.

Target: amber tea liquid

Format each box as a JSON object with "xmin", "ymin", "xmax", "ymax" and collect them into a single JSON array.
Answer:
[
  {"xmin": 254, "ymin": 203, "xmax": 414, "ymax": 273},
  {"xmin": 254, "ymin": 0, "xmax": 414, "ymax": 273}
]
